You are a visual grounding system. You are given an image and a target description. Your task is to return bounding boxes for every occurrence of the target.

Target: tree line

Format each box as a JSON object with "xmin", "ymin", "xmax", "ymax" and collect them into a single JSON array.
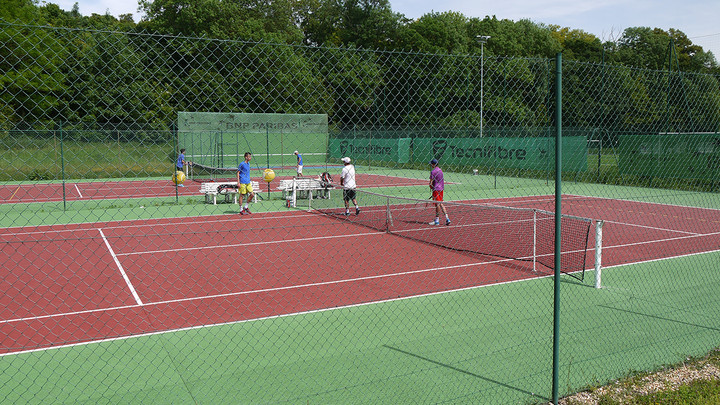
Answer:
[{"xmin": 1, "ymin": 0, "xmax": 719, "ymax": 137}]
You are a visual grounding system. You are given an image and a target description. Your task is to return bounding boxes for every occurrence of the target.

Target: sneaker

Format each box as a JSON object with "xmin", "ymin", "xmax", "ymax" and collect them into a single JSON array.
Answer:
[
  {"xmin": 344, "ymin": 211, "xmax": 350, "ymax": 216},
  {"xmin": 355, "ymin": 208, "xmax": 361, "ymax": 215},
  {"xmin": 244, "ymin": 208, "xmax": 252, "ymax": 214},
  {"xmin": 178, "ymin": 184, "xmax": 185, "ymax": 187},
  {"xmin": 429, "ymin": 220, "xmax": 439, "ymax": 225},
  {"xmin": 446, "ymin": 219, "xmax": 451, "ymax": 226},
  {"xmin": 239, "ymin": 209, "xmax": 245, "ymax": 215}
]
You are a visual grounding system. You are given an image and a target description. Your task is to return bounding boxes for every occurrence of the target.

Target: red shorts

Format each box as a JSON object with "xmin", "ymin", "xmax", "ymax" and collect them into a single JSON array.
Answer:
[{"xmin": 431, "ymin": 190, "xmax": 444, "ymax": 202}]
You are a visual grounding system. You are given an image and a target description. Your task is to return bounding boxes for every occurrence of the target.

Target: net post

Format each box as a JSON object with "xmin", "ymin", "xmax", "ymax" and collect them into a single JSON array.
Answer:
[
  {"xmin": 385, "ymin": 196, "xmax": 393, "ymax": 231},
  {"xmin": 594, "ymin": 220, "xmax": 604, "ymax": 289},
  {"xmin": 291, "ymin": 178, "xmax": 297, "ymax": 208}
]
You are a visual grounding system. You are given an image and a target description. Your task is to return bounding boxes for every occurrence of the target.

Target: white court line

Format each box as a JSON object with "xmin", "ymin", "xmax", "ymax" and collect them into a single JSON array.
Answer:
[
  {"xmin": 118, "ymin": 229, "xmax": 384, "ymax": 256},
  {"xmin": 0, "ymin": 256, "xmax": 514, "ymax": 327},
  {"xmin": 0, "ymin": 209, "xmax": 323, "ymax": 236},
  {"xmin": 74, "ymin": 183, "xmax": 83, "ymax": 199},
  {"xmin": 0, "ymin": 256, "xmax": 542, "ymax": 357},
  {"xmin": 117, "ymin": 215, "xmax": 541, "ymax": 257},
  {"xmin": 5, "ymin": 246, "xmax": 720, "ymax": 358},
  {"xmin": 99, "ymin": 228, "xmax": 143, "ymax": 306},
  {"xmin": 564, "ymin": 193, "xmax": 720, "ymax": 213},
  {"xmin": 598, "ymin": 229, "xmax": 720, "ymax": 251},
  {"xmin": 602, "ymin": 219, "xmax": 701, "ymax": 235}
]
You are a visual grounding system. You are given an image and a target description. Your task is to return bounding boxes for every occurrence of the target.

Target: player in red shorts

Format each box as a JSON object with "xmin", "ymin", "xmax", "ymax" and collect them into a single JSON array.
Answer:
[{"xmin": 429, "ymin": 158, "xmax": 450, "ymax": 226}]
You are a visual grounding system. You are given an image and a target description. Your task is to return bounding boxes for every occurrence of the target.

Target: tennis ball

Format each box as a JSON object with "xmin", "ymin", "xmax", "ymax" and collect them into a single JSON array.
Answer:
[
  {"xmin": 263, "ymin": 168, "xmax": 276, "ymax": 182},
  {"xmin": 172, "ymin": 171, "xmax": 186, "ymax": 185}
]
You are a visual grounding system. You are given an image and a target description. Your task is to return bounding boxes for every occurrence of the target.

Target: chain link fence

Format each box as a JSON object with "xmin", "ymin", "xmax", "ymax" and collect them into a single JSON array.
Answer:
[{"xmin": 1, "ymin": 21, "xmax": 719, "ymax": 403}]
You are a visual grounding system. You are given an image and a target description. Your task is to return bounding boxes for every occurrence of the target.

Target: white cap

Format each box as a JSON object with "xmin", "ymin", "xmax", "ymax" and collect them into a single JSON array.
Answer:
[
  {"xmin": 341, "ymin": 157, "xmax": 351, "ymax": 163},
  {"xmin": 293, "ymin": 150, "xmax": 298, "ymax": 154}
]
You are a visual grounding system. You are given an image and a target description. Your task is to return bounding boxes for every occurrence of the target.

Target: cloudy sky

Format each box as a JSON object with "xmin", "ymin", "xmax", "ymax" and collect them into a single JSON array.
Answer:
[{"xmin": 48, "ymin": 0, "xmax": 720, "ymax": 58}]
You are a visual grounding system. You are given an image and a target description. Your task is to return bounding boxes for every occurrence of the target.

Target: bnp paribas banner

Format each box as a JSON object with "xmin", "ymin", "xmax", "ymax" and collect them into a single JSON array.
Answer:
[{"xmin": 413, "ymin": 137, "xmax": 587, "ymax": 172}]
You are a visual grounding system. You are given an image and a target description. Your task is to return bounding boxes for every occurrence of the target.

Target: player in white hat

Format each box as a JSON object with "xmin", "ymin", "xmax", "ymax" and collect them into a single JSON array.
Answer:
[{"xmin": 340, "ymin": 157, "xmax": 360, "ymax": 216}]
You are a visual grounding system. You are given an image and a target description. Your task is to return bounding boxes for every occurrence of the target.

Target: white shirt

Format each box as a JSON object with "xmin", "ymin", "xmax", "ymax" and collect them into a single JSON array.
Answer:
[{"xmin": 340, "ymin": 164, "xmax": 356, "ymax": 189}]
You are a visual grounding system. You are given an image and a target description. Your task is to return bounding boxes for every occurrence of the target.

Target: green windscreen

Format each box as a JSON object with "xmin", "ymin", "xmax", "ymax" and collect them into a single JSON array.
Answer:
[
  {"xmin": 178, "ymin": 112, "xmax": 329, "ymax": 169},
  {"xmin": 618, "ymin": 133, "xmax": 720, "ymax": 180},
  {"xmin": 327, "ymin": 135, "xmax": 587, "ymax": 172}
]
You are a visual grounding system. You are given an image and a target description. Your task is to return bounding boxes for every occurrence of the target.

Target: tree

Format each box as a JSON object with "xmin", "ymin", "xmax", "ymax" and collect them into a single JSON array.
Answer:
[
  {"xmin": 465, "ymin": 16, "xmax": 561, "ymax": 58},
  {"xmin": 297, "ymin": 0, "xmax": 402, "ymax": 49},
  {"xmin": 668, "ymin": 29, "xmax": 718, "ymax": 73},
  {"xmin": 613, "ymin": 27, "xmax": 671, "ymax": 70},
  {"xmin": 295, "ymin": 0, "xmax": 344, "ymax": 46},
  {"xmin": 0, "ymin": 0, "xmax": 40, "ymax": 21},
  {"xmin": 0, "ymin": 0, "xmax": 66, "ymax": 127},
  {"xmin": 402, "ymin": 11, "xmax": 471, "ymax": 54},
  {"xmin": 550, "ymin": 26, "xmax": 603, "ymax": 62},
  {"xmin": 138, "ymin": 0, "xmax": 303, "ymax": 43}
]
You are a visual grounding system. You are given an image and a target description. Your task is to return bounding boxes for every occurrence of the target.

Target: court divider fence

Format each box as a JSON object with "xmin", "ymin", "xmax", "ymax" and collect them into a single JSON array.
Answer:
[{"xmin": 1, "ymin": 21, "xmax": 719, "ymax": 403}]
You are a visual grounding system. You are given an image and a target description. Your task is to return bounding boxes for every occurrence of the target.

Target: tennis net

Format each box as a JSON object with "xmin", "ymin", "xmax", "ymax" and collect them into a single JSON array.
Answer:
[
  {"xmin": 187, "ymin": 161, "xmax": 237, "ymax": 182},
  {"xmin": 309, "ymin": 188, "xmax": 594, "ymax": 280}
]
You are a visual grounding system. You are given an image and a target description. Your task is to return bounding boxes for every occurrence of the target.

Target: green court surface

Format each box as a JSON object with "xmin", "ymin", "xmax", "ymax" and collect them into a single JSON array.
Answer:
[
  {"xmin": 4, "ymin": 166, "xmax": 718, "ymax": 228},
  {"xmin": 0, "ymin": 168, "xmax": 559, "ymax": 228},
  {"xmin": 1, "ymin": 251, "xmax": 718, "ymax": 403},
  {"xmin": 2, "ymin": 169, "xmax": 719, "ymax": 403}
]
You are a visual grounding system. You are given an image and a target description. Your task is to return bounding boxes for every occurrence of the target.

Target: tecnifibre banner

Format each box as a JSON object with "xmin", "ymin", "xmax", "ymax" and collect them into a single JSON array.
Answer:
[
  {"xmin": 413, "ymin": 137, "xmax": 587, "ymax": 171},
  {"xmin": 328, "ymin": 136, "xmax": 587, "ymax": 171}
]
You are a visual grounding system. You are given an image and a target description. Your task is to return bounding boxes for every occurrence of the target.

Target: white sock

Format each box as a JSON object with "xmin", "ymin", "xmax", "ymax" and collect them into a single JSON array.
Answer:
[{"xmin": 244, "ymin": 203, "xmax": 249, "ymax": 209}]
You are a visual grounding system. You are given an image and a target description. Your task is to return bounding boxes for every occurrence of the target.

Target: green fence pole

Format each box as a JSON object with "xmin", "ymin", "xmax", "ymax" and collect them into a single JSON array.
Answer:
[
  {"xmin": 552, "ymin": 52, "xmax": 562, "ymax": 405},
  {"xmin": 60, "ymin": 123, "xmax": 66, "ymax": 211},
  {"xmin": 175, "ymin": 134, "xmax": 179, "ymax": 204}
]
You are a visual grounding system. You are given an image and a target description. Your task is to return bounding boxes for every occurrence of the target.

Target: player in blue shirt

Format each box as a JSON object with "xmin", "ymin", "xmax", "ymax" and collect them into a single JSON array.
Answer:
[
  {"xmin": 176, "ymin": 148, "xmax": 186, "ymax": 187},
  {"xmin": 294, "ymin": 150, "xmax": 303, "ymax": 177},
  {"xmin": 237, "ymin": 152, "xmax": 255, "ymax": 215}
]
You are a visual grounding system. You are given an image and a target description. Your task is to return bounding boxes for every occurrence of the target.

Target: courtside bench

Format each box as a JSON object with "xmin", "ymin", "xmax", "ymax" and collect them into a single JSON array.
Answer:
[
  {"xmin": 201, "ymin": 181, "xmax": 259, "ymax": 205},
  {"xmin": 277, "ymin": 178, "xmax": 331, "ymax": 207}
]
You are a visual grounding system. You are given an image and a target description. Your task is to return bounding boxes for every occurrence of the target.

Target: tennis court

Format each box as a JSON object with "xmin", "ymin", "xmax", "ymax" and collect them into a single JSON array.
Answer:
[
  {"xmin": 0, "ymin": 172, "xmax": 430, "ymax": 204},
  {"xmin": 2, "ymin": 193, "xmax": 718, "ymax": 358}
]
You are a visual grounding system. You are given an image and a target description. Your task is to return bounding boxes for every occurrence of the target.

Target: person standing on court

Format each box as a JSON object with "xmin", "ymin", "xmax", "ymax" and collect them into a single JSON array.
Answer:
[
  {"xmin": 237, "ymin": 152, "xmax": 255, "ymax": 215},
  {"xmin": 429, "ymin": 158, "xmax": 450, "ymax": 226},
  {"xmin": 176, "ymin": 148, "xmax": 187, "ymax": 187},
  {"xmin": 294, "ymin": 150, "xmax": 303, "ymax": 177},
  {"xmin": 340, "ymin": 157, "xmax": 360, "ymax": 216}
]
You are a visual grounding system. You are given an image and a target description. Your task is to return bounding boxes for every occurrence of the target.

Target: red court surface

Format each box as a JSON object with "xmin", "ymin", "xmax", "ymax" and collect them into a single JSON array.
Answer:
[
  {"xmin": 1, "ymin": 195, "xmax": 719, "ymax": 355},
  {"xmin": 0, "ymin": 173, "xmax": 428, "ymax": 204}
]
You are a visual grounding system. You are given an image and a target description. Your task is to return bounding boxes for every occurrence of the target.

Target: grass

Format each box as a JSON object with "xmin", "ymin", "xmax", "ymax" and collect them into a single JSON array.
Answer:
[
  {"xmin": 2, "ymin": 135, "xmax": 174, "ymax": 181},
  {"xmin": 561, "ymin": 347, "xmax": 720, "ymax": 404}
]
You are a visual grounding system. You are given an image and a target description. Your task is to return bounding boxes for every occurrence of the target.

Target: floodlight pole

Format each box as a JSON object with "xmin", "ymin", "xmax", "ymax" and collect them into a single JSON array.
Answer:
[{"xmin": 476, "ymin": 35, "xmax": 490, "ymax": 138}]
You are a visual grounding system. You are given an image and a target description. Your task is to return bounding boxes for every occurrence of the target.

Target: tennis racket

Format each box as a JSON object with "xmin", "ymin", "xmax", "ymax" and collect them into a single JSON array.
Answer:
[{"xmin": 425, "ymin": 195, "xmax": 434, "ymax": 208}]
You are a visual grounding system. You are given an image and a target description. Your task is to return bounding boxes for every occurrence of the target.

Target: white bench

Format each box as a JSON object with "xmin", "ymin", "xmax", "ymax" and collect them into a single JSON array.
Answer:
[
  {"xmin": 201, "ymin": 181, "xmax": 259, "ymax": 205},
  {"xmin": 277, "ymin": 178, "xmax": 331, "ymax": 207}
]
